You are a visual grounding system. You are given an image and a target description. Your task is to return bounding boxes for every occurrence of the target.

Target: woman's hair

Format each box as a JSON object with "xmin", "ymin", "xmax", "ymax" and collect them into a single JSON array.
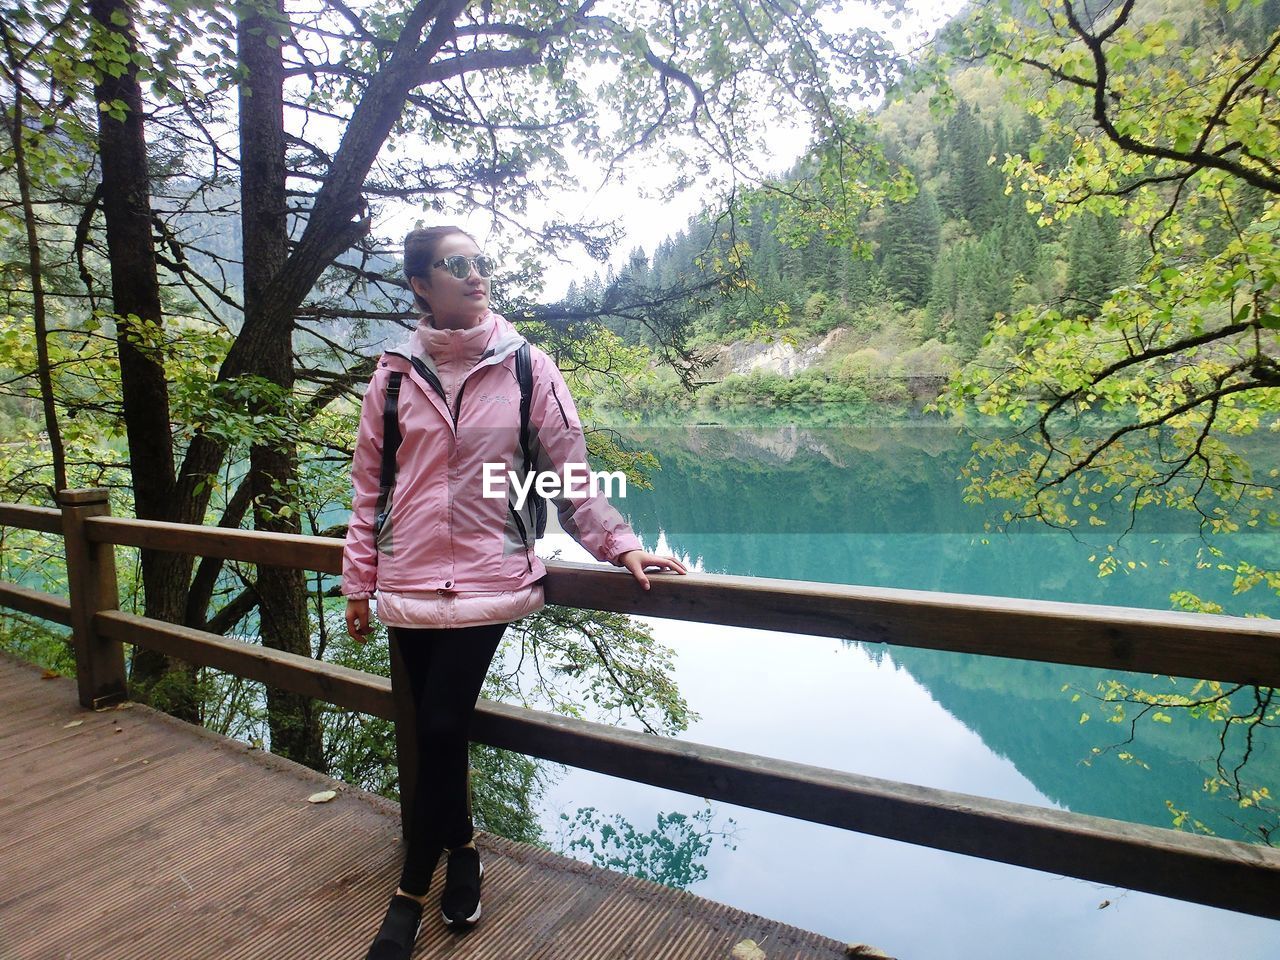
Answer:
[{"xmin": 403, "ymin": 225, "xmax": 475, "ymax": 314}]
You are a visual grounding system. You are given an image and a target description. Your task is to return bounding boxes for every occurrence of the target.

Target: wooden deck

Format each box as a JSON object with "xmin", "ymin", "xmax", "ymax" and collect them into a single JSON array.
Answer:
[{"xmin": 0, "ymin": 652, "xmax": 870, "ymax": 960}]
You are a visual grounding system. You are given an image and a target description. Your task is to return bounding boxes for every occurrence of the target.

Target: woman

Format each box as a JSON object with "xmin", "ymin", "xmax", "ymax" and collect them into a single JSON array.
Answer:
[{"xmin": 343, "ymin": 226, "xmax": 685, "ymax": 959}]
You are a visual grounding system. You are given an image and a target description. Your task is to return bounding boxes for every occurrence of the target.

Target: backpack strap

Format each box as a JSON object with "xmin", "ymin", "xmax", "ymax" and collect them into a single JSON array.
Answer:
[
  {"xmin": 515, "ymin": 343, "xmax": 548, "ymax": 538},
  {"xmin": 374, "ymin": 370, "xmax": 403, "ymax": 534}
]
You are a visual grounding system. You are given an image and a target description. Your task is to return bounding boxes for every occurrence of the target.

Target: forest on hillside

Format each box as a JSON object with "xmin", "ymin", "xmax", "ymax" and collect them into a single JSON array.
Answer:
[{"xmin": 577, "ymin": 0, "xmax": 1280, "ymax": 410}]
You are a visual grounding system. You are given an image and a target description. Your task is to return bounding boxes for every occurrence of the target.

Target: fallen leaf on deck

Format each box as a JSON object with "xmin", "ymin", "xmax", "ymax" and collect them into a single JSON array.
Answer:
[
  {"xmin": 846, "ymin": 946, "xmax": 895, "ymax": 959},
  {"xmin": 41, "ymin": 669, "xmax": 58, "ymax": 679},
  {"xmin": 731, "ymin": 939, "xmax": 766, "ymax": 960},
  {"xmin": 62, "ymin": 720, "xmax": 84, "ymax": 728},
  {"xmin": 307, "ymin": 790, "xmax": 338, "ymax": 804}
]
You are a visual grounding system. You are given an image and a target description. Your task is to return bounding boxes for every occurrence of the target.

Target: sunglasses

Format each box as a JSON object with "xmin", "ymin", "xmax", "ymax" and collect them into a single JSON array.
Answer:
[{"xmin": 432, "ymin": 254, "xmax": 496, "ymax": 279}]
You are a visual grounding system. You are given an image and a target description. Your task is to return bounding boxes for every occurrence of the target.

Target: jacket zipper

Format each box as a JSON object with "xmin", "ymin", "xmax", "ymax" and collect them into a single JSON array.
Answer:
[
  {"xmin": 509, "ymin": 504, "xmax": 533, "ymax": 572},
  {"xmin": 452, "ymin": 380, "xmax": 467, "ymax": 428},
  {"xmin": 407, "ymin": 355, "xmax": 457, "ymax": 581},
  {"xmin": 409, "ymin": 356, "xmax": 447, "ymax": 405}
]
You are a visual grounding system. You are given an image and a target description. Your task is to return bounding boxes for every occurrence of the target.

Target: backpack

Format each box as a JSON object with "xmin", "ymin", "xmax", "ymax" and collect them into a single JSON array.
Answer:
[{"xmin": 374, "ymin": 342, "xmax": 548, "ymax": 540}]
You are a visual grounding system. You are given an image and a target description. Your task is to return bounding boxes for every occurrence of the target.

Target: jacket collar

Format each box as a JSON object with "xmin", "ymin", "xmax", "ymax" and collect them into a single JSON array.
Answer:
[{"xmin": 384, "ymin": 311, "xmax": 525, "ymax": 377}]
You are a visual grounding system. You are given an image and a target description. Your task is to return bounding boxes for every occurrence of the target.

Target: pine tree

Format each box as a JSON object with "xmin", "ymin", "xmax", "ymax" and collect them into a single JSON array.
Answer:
[
  {"xmin": 880, "ymin": 183, "xmax": 941, "ymax": 306},
  {"xmin": 939, "ymin": 101, "xmax": 1002, "ymax": 231},
  {"xmin": 1065, "ymin": 213, "xmax": 1124, "ymax": 314}
]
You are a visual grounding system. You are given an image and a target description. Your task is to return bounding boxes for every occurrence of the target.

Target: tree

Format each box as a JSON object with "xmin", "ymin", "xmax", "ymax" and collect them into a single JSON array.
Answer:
[
  {"xmin": 938, "ymin": 98, "xmax": 1002, "ymax": 230},
  {"xmin": 1063, "ymin": 211, "xmax": 1127, "ymax": 314},
  {"xmin": 236, "ymin": 0, "xmax": 325, "ymax": 768},
  {"xmin": 946, "ymin": 0, "xmax": 1279, "ymax": 533},
  {"xmin": 87, "ymin": 0, "xmax": 206, "ymax": 719},
  {"xmin": 2, "ymin": 0, "xmax": 911, "ymax": 800},
  {"xmin": 880, "ymin": 179, "xmax": 941, "ymax": 306},
  {"xmin": 0, "ymin": 13, "xmax": 68, "ymax": 493},
  {"xmin": 941, "ymin": 0, "xmax": 1279, "ymax": 833}
]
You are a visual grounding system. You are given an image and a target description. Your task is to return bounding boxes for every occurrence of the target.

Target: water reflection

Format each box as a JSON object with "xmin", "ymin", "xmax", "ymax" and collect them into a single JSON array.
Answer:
[{"xmin": 553, "ymin": 805, "xmax": 737, "ymax": 890}]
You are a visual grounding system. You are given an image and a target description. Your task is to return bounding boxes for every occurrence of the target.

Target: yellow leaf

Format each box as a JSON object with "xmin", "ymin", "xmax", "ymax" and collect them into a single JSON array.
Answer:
[
  {"xmin": 62, "ymin": 720, "xmax": 84, "ymax": 728},
  {"xmin": 732, "ymin": 941, "xmax": 767, "ymax": 960},
  {"xmin": 307, "ymin": 790, "xmax": 338, "ymax": 804}
]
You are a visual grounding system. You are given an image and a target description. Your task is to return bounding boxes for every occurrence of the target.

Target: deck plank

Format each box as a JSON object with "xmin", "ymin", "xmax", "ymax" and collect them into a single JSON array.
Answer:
[{"xmin": 0, "ymin": 652, "xmax": 866, "ymax": 960}]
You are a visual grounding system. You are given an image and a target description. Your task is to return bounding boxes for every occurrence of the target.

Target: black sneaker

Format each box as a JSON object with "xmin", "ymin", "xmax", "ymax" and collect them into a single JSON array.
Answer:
[
  {"xmin": 365, "ymin": 893, "xmax": 423, "ymax": 960},
  {"xmin": 441, "ymin": 846, "xmax": 484, "ymax": 928}
]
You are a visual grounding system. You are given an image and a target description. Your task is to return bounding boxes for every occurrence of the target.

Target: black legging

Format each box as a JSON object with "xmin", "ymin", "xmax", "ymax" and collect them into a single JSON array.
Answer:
[{"xmin": 391, "ymin": 622, "xmax": 506, "ymax": 895}]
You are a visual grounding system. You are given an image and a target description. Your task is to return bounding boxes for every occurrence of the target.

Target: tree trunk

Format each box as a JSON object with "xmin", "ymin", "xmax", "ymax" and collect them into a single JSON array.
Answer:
[
  {"xmin": 238, "ymin": 0, "xmax": 325, "ymax": 771},
  {"xmin": 89, "ymin": 0, "xmax": 198, "ymax": 720},
  {"xmin": 0, "ymin": 49, "xmax": 67, "ymax": 496}
]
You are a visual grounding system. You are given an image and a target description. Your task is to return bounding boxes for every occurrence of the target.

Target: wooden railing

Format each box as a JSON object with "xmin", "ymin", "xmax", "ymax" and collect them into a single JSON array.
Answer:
[{"xmin": 2, "ymin": 489, "xmax": 1280, "ymax": 920}]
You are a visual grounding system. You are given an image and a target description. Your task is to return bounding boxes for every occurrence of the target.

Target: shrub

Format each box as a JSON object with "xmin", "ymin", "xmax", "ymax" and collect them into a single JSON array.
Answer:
[
  {"xmin": 890, "ymin": 339, "xmax": 960, "ymax": 379},
  {"xmin": 836, "ymin": 348, "xmax": 888, "ymax": 386}
]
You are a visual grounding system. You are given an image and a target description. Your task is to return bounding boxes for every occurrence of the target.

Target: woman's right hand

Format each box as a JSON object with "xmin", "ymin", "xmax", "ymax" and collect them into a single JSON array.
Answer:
[{"xmin": 346, "ymin": 598, "xmax": 375, "ymax": 643}]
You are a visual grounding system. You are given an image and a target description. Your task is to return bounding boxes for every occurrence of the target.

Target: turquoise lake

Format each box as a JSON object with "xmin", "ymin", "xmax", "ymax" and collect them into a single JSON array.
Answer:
[{"xmin": 529, "ymin": 408, "xmax": 1280, "ymax": 959}]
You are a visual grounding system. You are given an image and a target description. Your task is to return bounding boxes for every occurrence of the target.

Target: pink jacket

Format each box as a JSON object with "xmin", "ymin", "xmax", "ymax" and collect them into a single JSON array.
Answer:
[{"xmin": 342, "ymin": 313, "xmax": 642, "ymax": 600}]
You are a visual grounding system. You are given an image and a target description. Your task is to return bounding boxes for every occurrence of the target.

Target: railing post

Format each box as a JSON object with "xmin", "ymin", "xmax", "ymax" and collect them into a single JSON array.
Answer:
[
  {"xmin": 388, "ymin": 629, "xmax": 419, "ymax": 844},
  {"xmin": 58, "ymin": 488, "xmax": 127, "ymax": 709}
]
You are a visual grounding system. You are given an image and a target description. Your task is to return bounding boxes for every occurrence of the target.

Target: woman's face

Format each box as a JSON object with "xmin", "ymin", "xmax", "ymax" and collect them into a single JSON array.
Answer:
[{"xmin": 411, "ymin": 232, "xmax": 490, "ymax": 329}]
